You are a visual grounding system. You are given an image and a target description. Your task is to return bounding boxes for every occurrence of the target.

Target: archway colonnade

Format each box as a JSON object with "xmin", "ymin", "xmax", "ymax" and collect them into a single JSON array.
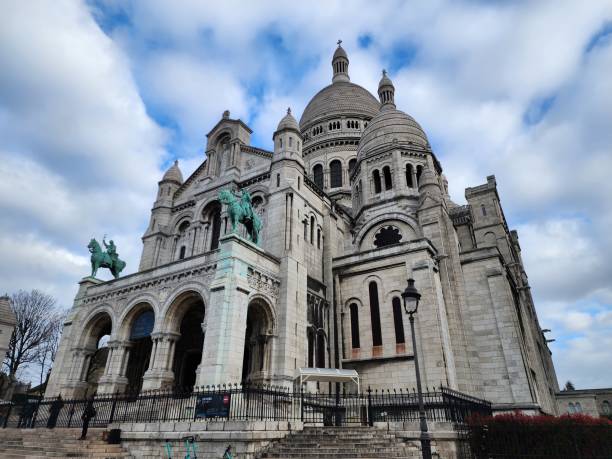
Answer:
[{"xmin": 68, "ymin": 291, "xmax": 275, "ymax": 397}]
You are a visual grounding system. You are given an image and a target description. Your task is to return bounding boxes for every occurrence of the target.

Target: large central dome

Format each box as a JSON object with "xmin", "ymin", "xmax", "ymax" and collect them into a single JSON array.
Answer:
[{"xmin": 299, "ymin": 81, "xmax": 380, "ymax": 129}]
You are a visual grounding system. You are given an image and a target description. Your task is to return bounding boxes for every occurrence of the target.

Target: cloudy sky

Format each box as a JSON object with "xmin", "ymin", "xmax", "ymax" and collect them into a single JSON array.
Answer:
[{"xmin": 1, "ymin": 0, "xmax": 611, "ymax": 388}]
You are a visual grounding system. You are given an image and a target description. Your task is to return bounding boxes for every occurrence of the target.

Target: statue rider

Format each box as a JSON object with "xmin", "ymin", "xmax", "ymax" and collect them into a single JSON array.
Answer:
[
  {"xmin": 103, "ymin": 238, "xmax": 119, "ymax": 265},
  {"xmin": 240, "ymin": 189, "xmax": 255, "ymax": 222}
]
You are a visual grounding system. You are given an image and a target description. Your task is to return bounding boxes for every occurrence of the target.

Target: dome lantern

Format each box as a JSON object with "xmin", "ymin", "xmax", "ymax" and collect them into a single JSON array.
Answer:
[
  {"xmin": 378, "ymin": 70, "xmax": 396, "ymax": 110},
  {"xmin": 332, "ymin": 40, "xmax": 350, "ymax": 83}
]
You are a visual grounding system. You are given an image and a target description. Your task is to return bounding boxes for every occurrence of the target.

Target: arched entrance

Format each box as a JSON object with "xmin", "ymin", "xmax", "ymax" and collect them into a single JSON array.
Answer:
[
  {"xmin": 241, "ymin": 301, "xmax": 273, "ymax": 384},
  {"xmin": 125, "ymin": 307, "xmax": 154, "ymax": 393},
  {"xmin": 171, "ymin": 293, "xmax": 205, "ymax": 391},
  {"xmin": 82, "ymin": 312, "xmax": 112, "ymax": 396}
]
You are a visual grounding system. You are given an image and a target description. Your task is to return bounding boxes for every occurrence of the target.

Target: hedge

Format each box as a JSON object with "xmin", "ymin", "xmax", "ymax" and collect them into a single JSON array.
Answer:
[{"xmin": 467, "ymin": 412, "xmax": 612, "ymax": 458}]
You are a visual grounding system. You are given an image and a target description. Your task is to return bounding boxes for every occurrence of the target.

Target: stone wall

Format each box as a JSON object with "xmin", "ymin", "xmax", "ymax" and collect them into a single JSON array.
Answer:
[{"xmin": 113, "ymin": 420, "xmax": 300, "ymax": 459}]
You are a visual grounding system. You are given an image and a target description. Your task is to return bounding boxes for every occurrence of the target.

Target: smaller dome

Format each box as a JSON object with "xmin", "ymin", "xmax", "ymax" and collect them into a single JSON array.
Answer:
[
  {"xmin": 162, "ymin": 160, "xmax": 183, "ymax": 184},
  {"xmin": 357, "ymin": 109, "xmax": 429, "ymax": 160},
  {"xmin": 333, "ymin": 44, "xmax": 348, "ymax": 60},
  {"xmin": 276, "ymin": 108, "xmax": 300, "ymax": 133}
]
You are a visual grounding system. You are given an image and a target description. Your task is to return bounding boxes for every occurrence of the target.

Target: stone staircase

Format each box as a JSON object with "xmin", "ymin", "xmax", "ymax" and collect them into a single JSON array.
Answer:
[
  {"xmin": 0, "ymin": 428, "xmax": 133, "ymax": 458},
  {"xmin": 258, "ymin": 426, "xmax": 420, "ymax": 458}
]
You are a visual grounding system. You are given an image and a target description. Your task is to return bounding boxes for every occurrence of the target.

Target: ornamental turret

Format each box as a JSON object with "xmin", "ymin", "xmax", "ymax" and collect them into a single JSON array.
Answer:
[
  {"xmin": 272, "ymin": 108, "xmax": 303, "ymax": 166},
  {"xmin": 378, "ymin": 70, "xmax": 395, "ymax": 110},
  {"xmin": 156, "ymin": 160, "xmax": 183, "ymax": 206},
  {"xmin": 332, "ymin": 40, "xmax": 350, "ymax": 83}
]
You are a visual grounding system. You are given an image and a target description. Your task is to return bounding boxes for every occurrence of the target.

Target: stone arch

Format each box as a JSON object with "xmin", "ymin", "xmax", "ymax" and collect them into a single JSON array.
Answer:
[
  {"xmin": 356, "ymin": 215, "xmax": 419, "ymax": 250},
  {"xmin": 169, "ymin": 211, "xmax": 194, "ymax": 232},
  {"xmin": 78, "ymin": 309, "xmax": 114, "ymax": 396},
  {"xmin": 77, "ymin": 304, "xmax": 115, "ymax": 348},
  {"xmin": 241, "ymin": 297, "xmax": 275, "ymax": 383},
  {"xmin": 121, "ymin": 302, "xmax": 156, "ymax": 393},
  {"xmin": 483, "ymin": 231, "xmax": 497, "ymax": 247},
  {"xmin": 163, "ymin": 290, "xmax": 206, "ymax": 390},
  {"xmin": 202, "ymin": 199, "xmax": 223, "ymax": 251},
  {"xmin": 117, "ymin": 295, "xmax": 160, "ymax": 339},
  {"xmin": 312, "ymin": 163, "xmax": 324, "ymax": 189},
  {"xmin": 162, "ymin": 288, "xmax": 207, "ymax": 334}
]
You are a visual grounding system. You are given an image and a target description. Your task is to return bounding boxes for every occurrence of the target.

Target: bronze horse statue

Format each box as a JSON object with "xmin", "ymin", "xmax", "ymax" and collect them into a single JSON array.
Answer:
[
  {"xmin": 218, "ymin": 189, "xmax": 262, "ymax": 244},
  {"xmin": 88, "ymin": 238, "xmax": 126, "ymax": 279}
]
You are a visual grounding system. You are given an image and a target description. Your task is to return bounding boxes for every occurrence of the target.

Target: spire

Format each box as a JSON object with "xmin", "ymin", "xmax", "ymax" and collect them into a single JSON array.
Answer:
[
  {"xmin": 332, "ymin": 40, "xmax": 350, "ymax": 83},
  {"xmin": 162, "ymin": 159, "xmax": 183, "ymax": 184},
  {"xmin": 378, "ymin": 69, "xmax": 395, "ymax": 110}
]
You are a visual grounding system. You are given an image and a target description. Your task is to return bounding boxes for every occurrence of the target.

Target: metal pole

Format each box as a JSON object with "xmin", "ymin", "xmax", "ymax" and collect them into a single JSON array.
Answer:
[{"xmin": 409, "ymin": 313, "xmax": 432, "ymax": 459}]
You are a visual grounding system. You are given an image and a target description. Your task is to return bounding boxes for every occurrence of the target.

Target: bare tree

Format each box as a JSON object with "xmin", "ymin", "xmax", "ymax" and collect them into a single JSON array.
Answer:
[
  {"xmin": 3, "ymin": 290, "xmax": 65, "ymax": 379},
  {"xmin": 36, "ymin": 311, "xmax": 66, "ymax": 388}
]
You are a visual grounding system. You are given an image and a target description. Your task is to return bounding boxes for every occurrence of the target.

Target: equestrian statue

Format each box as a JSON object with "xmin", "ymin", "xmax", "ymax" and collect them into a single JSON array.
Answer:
[
  {"xmin": 218, "ymin": 189, "xmax": 262, "ymax": 244},
  {"xmin": 87, "ymin": 237, "xmax": 126, "ymax": 279}
]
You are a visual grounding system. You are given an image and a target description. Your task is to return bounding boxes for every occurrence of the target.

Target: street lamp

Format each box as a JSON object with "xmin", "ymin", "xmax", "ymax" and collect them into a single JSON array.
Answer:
[{"xmin": 401, "ymin": 278, "xmax": 432, "ymax": 459}]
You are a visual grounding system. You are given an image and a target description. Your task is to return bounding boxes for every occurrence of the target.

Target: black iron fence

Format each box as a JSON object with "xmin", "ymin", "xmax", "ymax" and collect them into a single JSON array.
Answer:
[{"xmin": 0, "ymin": 384, "xmax": 491, "ymax": 429}]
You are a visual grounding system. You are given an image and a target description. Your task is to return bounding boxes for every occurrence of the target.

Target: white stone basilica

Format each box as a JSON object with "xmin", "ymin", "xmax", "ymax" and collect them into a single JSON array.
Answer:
[{"xmin": 46, "ymin": 44, "xmax": 559, "ymax": 414}]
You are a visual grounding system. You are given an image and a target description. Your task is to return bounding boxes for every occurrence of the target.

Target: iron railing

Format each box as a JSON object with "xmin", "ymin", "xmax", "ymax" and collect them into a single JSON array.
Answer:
[{"xmin": 0, "ymin": 384, "xmax": 491, "ymax": 429}]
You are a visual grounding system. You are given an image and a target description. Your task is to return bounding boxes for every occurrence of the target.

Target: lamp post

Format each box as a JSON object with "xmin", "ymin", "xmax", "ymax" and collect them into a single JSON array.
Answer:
[{"xmin": 402, "ymin": 278, "xmax": 432, "ymax": 459}]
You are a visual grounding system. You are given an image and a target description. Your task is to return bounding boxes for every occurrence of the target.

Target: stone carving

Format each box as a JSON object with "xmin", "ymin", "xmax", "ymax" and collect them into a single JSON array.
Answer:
[{"xmin": 247, "ymin": 267, "xmax": 280, "ymax": 300}]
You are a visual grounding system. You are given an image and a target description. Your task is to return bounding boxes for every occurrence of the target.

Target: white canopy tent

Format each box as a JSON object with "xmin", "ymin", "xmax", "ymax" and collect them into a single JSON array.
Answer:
[{"xmin": 294, "ymin": 368, "xmax": 360, "ymax": 393}]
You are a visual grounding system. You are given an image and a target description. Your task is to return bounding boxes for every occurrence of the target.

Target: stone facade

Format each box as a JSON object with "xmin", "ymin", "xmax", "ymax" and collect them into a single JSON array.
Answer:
[
  {"xmin": 556, "ymin": 388, "xmax": 612, "ymax": 418},
  {"xmin": 46, "ymin": 44, "xmax": 558, "ymax": 414},
  {"xmin": 0, "ymin": 296, "xmax": 16, "ymax": 362}
]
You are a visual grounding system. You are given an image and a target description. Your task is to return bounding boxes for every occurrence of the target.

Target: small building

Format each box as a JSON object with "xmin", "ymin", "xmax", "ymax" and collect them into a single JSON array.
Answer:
[
  {"xmin": 0, "ymin": 296, "xmax": 16, "ymax": 360},
  {"xmin": 556, "ymin": 388, "xmax": 612, "ymax": 418}
]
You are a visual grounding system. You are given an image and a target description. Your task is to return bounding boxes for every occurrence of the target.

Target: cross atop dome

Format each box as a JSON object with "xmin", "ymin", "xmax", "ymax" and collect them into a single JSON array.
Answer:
[{"xmin": 332, "ymin": 40, "xmax": 350, "ymax": 83}]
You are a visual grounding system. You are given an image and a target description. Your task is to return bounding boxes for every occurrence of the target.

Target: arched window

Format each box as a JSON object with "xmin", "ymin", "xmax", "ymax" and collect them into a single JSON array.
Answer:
[
  {"xmin": 313, "ymin": 164, "xmax": 324, "ymax": 189},
  {"xmin": 310, "ymin": 216, "xmax": 315, "ymax": 245},
  {"xmin": 383, "ymin": 166, "xmax": 392, "ymax": 190},
  {"xmin": 316, "ymin": 333, "xmax": 325, "ymax": 368},
  {"xmin": 289, "ymin": 136, "xmax": 293, "ymax": 147},
  {"xmin": 277, "ymin": 173, "xmax": 280, "ymax": 187},
  {"xmin": 330, "ymin": 160, "xmax": 343, "ymax": 188},
  {"xmin": 392, "ymin": 297, "xmax": 405, "ymax": 344},
  {"xmin": 349, "ymin": 303, "xmax": 360, "ymax": 349},
  {"xmin": 602, "ymin": 401, "xmax": 611, "ymax": 415},
  {"xmin": 568, "ymin": 403, "xmax": 576, "ymax": 414},
  {"xmin": 481, "ymin": 204, "xmax": 487, "ymax": 216},
  {"xmin": 369, "ymin": 282, "xmax": 383, "ymax": 346},
  {"xmin": 179, "ymin": 246, "xmax": 186, "ymax": 260},
  {"xmin": 307, "ymin": 329, "xmax": 314, "ymax": 367},
  {"xmin": 575, "ymin": 402, "xmax": 583, "ymax": 413},
  {"xmin": 416, "ymin": 165, "xmax": 423, "ymax": 186},
  {"xmin": 373, "ymin": 170, "xmax": 382, "ymax": 194},
  {"xmin": 406, "ymin": 164, "xmax": 414, "ymax": 188},
  {"xmin": 203, "ymin": 201, "xmax": 222, "ymax": 251},
  {"xmin": 317, "ymin": 228, "xmax": 321, "ymax": 249},
  {"xmin": 374, "ymin": 226, "xmax": 403, "ymax": 248},
  {"xmin": 279, "ymin": 137, "xmax": 283, "ymax": 148},
  {"xmin": 348, "ymin": 158, "xmax": 356, "ymax": 176}
]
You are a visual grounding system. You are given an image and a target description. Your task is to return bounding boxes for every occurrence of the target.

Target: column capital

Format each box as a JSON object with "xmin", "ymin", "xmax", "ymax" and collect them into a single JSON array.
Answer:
[{"xmin": 151, "ymin": 331, "xmax": 181, "ymax": 341}]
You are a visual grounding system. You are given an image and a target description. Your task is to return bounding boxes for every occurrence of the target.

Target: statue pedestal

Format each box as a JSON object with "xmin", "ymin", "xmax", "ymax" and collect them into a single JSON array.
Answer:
[
  {"xmin": 76, "ymin": 276, "xmax": 103, "ymax": 300},
  {"xmin": 196, "ymin": 234, "xmax": 257, "ymax": 387}
]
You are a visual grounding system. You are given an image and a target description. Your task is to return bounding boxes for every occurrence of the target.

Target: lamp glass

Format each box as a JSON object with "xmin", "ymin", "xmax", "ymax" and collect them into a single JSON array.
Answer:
[{"xmin": 401, "ymin": 278, "xmax": 421, "ymax": 315}]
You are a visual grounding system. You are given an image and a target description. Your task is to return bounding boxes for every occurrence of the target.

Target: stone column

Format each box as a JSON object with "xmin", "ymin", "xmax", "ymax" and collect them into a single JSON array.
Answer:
[
  {"xmin": 97, "ymin": 340, "xmax": 131, "ymax": 395},
  {"xmin": 61, "ymin": 348, "xmax": 91, "ymax": 398},
  {"xmin": 141, "ymin": 332, "xmax": 180, "ymax": 391}
]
